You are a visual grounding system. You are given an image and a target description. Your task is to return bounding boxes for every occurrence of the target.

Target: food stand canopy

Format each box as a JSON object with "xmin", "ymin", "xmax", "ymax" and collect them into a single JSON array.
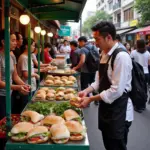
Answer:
[{"xmin": 17, "ymin": 0, "xmax": 87, "ymax": 22}]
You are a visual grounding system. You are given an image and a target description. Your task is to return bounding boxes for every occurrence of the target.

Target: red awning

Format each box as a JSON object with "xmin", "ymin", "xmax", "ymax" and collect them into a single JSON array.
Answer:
[{"xmin": 138, "ymin": 26, "xmax": 150, "ymax": 35}]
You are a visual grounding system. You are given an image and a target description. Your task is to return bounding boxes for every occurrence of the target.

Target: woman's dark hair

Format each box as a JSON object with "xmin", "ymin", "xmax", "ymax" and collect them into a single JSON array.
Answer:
[
  {"xmin": 136, "ymin": 39, "xmax": 146, "ymax": 53},
  {"xmin": 124, "ymin": 42, "xmax": 131, "ymax": 52},
  {"xmin": 49, "ymin": 46, "xmax": 56, "ymax": 59},
  {"xmin": 21, "ymin": 38, "xmax": 34, "ymax": 52},
  {"xmin": 0, "ymin": 30, "xmax": 15, "ymax": 47},
  {"xmin": 44, "ymin": 43, "xmax": 52, "ymax": 49},
  {"xmin": 15, "ymin": 32, "xmax": 22, "ymax": 41},
  {"xmin": 91, "ymin": 21, "xmax": 116, "ymax": 40},
  {"xmin": 70, "ymin": 41, "xmax": 78, "ymax": 47}
]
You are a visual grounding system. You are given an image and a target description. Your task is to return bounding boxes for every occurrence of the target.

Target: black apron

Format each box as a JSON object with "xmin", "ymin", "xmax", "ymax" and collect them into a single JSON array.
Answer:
[{"xmin": 98, "ymin": 55, "xmax": 128, "ymax": 139}]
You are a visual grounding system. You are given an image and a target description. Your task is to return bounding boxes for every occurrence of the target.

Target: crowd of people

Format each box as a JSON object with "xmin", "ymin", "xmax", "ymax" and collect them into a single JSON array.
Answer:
[{"xmin": 0, "ymin": 21, "xmax": 150, "ymax": 150}]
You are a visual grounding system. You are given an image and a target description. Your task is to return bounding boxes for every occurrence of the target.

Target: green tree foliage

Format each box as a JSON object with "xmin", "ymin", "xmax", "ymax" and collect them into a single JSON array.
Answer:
[
  {"xmin": 135, "ymin": 0, "xmax": 150, "ymax": 26},
  {"xmin": 82, "ymin": 11, "xmax": 112, "ymax": 36}
]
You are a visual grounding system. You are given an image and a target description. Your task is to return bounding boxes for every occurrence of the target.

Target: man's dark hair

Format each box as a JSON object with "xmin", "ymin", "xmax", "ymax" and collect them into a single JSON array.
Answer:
[
  {"xmin": 70, "ymin": 41, "xmax": 78, "ymax": 47},
  {"xmin": 91, "ymin": 21, "xmax": 116, "ymax": 40},
  {"xmin": 116, "ymin": 34, "xmax": 121, "ymax": 42},
  {"xmin": 44, "ymin": 43, "xmax": 52, "ymax": 48},
  {"xmin": 78, "ymin": 36, "xmax": 87, "ymax": 42},
  {"xmin": 64, "ymin": 40, "xmax": 68, "ymax": 43},
  {"xmin": 15, "ymin": 32, "xmax": 22, "ymax": 40},
  {"xmin": 137, "ymin": 39, "xmax": 146, "ymax": 53}
]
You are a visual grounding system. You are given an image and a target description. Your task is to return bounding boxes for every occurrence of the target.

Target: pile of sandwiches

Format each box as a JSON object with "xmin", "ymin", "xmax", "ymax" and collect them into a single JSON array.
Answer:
[
  {"xmin": 44, "ymin": 75, "xmax": 77, "ymax": 86},
  {"xmin": 34, "ymin": 87, "xmax": 78, "ymax": 101},
  {"xmin": 9, "ymin": 109, "xmax": 86, "ymax": 144},
  {"xmin": 46, "ymin": 65, "xmax": 58, "ymax": 71}
]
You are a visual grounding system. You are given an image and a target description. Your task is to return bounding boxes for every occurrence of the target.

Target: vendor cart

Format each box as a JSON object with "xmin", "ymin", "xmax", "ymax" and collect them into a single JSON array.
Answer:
[{"xmin": 3, "ymin": 0, "xmax": 89, "ymax": 150}]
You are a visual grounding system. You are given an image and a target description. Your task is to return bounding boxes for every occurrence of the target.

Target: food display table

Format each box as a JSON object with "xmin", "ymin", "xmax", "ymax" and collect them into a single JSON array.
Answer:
[{"xmin": 6, "ymin": 136, "xmax": 89, "ymax": 150}]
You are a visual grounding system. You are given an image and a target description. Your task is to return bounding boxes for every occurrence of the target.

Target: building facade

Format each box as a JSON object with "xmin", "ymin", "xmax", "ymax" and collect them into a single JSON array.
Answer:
[{"xmin": 96, "ymin": 0, "xmax": 139, "ymax": 29}]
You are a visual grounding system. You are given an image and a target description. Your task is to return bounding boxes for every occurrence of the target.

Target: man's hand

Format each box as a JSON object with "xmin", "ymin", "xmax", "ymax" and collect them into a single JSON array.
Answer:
[
  {"xmin": 78, "ymin": 90, "xmax": 88, "ymax": 98},
  {"xmin": 72, "ymin": 67, "xmax": 77, "ymax": 71},
  {"xmin": 79, "ymin": 97, "xmax": 91, "ymax": 108},
  {"xmin": 41, "ymin": 68, "xmax": 48, "ymax": 73}
]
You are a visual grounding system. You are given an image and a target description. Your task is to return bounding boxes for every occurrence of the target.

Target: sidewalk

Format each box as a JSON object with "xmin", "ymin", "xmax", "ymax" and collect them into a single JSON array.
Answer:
[{"xmin": 83, "ymin": 103, "xmax": 150, "ymax": 150}]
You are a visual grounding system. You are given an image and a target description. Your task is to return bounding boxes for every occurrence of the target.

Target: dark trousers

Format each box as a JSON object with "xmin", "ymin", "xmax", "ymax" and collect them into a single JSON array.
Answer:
[
  {"xmin": 67, "ymin": 58, "xmax": 71, "ymax": 64},
  {"xmin": 102, "ymin": 121, "xmax": 132, "ymax": 150},
  {"xmin": 81, "ymin": 72, "xmax": 95, "ymax": 90}
]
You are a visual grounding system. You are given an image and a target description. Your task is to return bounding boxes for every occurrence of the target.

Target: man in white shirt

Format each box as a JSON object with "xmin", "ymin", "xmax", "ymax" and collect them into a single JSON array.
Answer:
[
  {"xmin": 78, "ymin": 21, "xmax": 134, "ymax": 150},
  {"xmin": 60, "ymin": 40, "xmax": 71, "ymax": 63}
]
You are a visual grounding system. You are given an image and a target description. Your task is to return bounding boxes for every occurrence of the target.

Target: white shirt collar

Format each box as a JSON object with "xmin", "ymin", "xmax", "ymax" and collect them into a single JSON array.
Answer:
[{"xmin": 107, "ymin": 42, "xmax": 119, "ymax": 56}]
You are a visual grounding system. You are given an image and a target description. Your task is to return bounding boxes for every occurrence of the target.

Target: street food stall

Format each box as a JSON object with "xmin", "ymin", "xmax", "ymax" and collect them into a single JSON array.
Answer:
[{"xmin": 2, "ymin": 0, "xmax": 89, "ymax": 150}]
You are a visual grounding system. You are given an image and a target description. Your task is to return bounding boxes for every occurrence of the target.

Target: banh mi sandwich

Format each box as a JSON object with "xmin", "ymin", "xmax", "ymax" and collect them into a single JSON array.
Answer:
[
  {"xmin": 64, "ymin": 93, "xmax": 75, "ymax": 101},
  {"xmin": 50, "ymin": 124, "xmax": 70, "ymax": 144},
  {"xmin": 21, "ymin": 111, "xmax": 44, "ymax": 124},
  {"xmin": 42, "ymin": 116, "xmax": 65, "ymax": 129},
  {"xmin": 70, "ymin": 97, "xmax": 82, "ymax": 108},
  {"xmin": 65, "ymin": 88, "xmax": 76, "ymax": 94},
  {"xmin": 65, "ymin": 121, "xmax": 85, "ymax": 141},
  {"xmin": 35, "ymin": 92, "xmax": 46, "ymax": 100},
  {"xmin": 27, "ymin": 126, "xmax": 49, "ymax": 144},
  {"xmin": 45, "ymin": 80, "xmax": 54, "ymax": 85},
  {"xmin": 55, "ymin": 92, "xmax": 64, "ymax": 101},
  {"xmin": 46, "ymin": 92, "xmax": 55, "ymax": 101},
  {"xmin": 9, "ymin": 122, "xmax": 34, "ymax": 142},
  {"xmin": 64, "ymin": 109, "xmax": 81, "ymax": 123},
  {"xmin": 40, "ymin": 87, "xmax": 49, "ymax": 93},
  {"xmin": 65, "ymin": 81, "xmax": 74, "ymax": 86},
  {"xmin": 48, "ymin": 89, "xmax": 56, "ymax": 94},
  {"xmin": 36, "ymin": 89, "xmax": 46, "ymax": 95},
  {"xmin": 46, "ymin": 75, "xmax": 54, "ymax": 80},
  {"xmin": 54, "ymin": 76, "xmax": 61, "ymax": 80},
  {"xmin": 61, "ymin": 79, "xmax": 68, "ymax": 83},
  {"xmin": 54, "ymin": 80, "xmax": 64, "ymax": 86},
  {"xmin": 68, "ymin": 76, "xmax": 76, "ymax": 82},
  {"xmin": 56, "ymin": 87, "xmax": 66, "ymax": 93},
  {"xmin": 51, "ymin": 66, "xmax": 57, "ymax": 71},
  {"xmin": 61, "ymin": 76, "xmax": 68, "ymax": 80}
]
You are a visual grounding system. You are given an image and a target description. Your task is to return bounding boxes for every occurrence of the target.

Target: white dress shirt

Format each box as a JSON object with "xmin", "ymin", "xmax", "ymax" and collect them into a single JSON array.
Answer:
[
  {"xmin": 60, "ymin": 45, "xmax": 71, "ymax": 59},
  {"xmin": 91, "ymin": 42, "xmax": 134, "ymax": 122},
  {"xmin": 130, "ymin": 50, "xmax": 150, "ymax": 74}
]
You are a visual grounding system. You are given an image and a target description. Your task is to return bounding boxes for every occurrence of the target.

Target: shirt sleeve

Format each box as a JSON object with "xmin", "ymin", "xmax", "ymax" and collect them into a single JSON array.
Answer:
[
  {"xmin": 80, "ymin": 48, "xmax": 86, "ymax": 55},
  {"xmin": 130, "ymin": 51, "xmax": 134, "ymax": 58},
  {"xmin": 21, "ymin": 57, "xmax": 28, "ymax": 71},
  {"xmin": 90, "ymin": 71, "xmax": 99, "ymax": 91},
  {"xmin": 100, "ymin": 52, "xmax": 132, "ymax": 104},
  {"xmin": 11, "ymin": 53, "xmax": 17, "ymax": 65},
  {"xmin": 67, "ymin": 46, "xmax": 71, "ymax": 53},
  {"xmin": 60, "ymin": 46, "xmax": 65, "ymax": 53}
]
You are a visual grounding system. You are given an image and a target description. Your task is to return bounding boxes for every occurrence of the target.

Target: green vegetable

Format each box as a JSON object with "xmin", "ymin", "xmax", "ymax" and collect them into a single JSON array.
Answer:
[
  {"xmin": 53, "ymin": 102, "xmax": 82, "ymax": 116},
  {"xmin": 9, "ymin": 132, "xmax": 27, "ymax": 138},
  {"xmin": 21, "ymin": 116, "xmax": 30, "ymax": 122},
  {"xmin": 26, "ymin": 102, "xmax": 56, "ymax": 116},
  {"xmin": 25, "ymin": 101, "xmax": 83, "ymax": 118},
  {"xmin": 73, "ymin": 117, "xmax": 82, "ymax": 124},
  {"xmin": 29, "ymin": 132, "xmax": 50, "ymax": 138}
]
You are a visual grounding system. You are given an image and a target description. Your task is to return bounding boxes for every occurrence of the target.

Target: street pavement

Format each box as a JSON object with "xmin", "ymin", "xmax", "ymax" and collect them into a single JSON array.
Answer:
[{"xmin": 83, "ymin": 102, "xmax": 150, "ymax": 150}]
